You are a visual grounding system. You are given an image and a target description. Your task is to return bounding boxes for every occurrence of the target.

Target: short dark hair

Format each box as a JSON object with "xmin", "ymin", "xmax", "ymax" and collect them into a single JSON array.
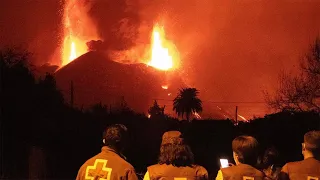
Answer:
[
  {"xmin": 262, "ymin": 147, "xmax": 279, "ymax": 167},
  {"xmin": 158, "ymin": 143, "xmax": 194, "ymax": 167},
  {"xmin": 103, "ymin": 124, "xmax": 128, "ymax": 149},
  {"xmin": 304, "ymin": 130, "xmax": 320, "ymax": 156},
  {"xmin": 232, "ymin": 135, "xmax": 259, "ymax": 166}
]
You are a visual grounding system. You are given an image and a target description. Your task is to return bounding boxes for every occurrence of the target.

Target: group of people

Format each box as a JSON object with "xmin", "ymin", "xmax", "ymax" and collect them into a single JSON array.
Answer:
[{"xmin": 75, "ymin": 124, "xmax": 320, "ymax": 180}]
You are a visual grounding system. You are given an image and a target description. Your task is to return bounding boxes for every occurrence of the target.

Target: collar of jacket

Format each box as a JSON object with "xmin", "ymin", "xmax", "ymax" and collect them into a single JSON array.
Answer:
[{"xmin": 101, "ymin": 146, "xmax": 127, "ymax": 160}]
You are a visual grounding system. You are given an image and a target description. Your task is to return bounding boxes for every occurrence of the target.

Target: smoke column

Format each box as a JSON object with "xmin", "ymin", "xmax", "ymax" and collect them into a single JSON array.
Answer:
[{"xmin": 61, "ymin": 0, "xmax": 99, "ymax": 66}]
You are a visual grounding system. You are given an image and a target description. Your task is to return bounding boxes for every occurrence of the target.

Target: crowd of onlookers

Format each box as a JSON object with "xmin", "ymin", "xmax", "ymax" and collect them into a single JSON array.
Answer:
[{"xmin": 75, "ymin": 124, "xmax": 320, "ymax": 180}]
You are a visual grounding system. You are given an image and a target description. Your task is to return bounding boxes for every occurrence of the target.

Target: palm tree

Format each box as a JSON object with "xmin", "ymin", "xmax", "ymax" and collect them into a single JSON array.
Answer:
[{"xmin": 173, "ymin": 88, "xmax": 202, "ymax": 122}]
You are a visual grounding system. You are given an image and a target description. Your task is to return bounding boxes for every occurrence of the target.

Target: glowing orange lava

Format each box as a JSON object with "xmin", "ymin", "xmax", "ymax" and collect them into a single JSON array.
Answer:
[
  {"xmin": 62, "ymin": 36, "xmax": 88, "ymax": 66},
  {"xmin": 161, "ymin": 85, "xmax": 168, "ymax": 89},
  {"xmin": 238, "ymin": 114, "xmax": 247, "ymax": 121},
  {"xmin": 148, "ymin": 24, "xmax": 178, "ymax": 71},
  {"xmin": 194, "ymin": 112, "xmax": 201, "ymax": 119},
  {"xmin": 69, "ymin": 42, "xmax": 77, "ymax": 60}
]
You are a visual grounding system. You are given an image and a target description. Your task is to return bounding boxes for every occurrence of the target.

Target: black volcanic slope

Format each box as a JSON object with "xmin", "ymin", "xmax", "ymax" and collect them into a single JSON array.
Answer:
[{"xmin": 55, "ymin": 51, "xmax": 185, "ymax": 113}]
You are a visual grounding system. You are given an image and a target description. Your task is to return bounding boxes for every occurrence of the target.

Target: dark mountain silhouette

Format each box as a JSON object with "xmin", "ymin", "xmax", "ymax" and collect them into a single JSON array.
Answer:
[
  {"xmin": 54, "ymin": 51, "xmax": 185, "ymax": 114},
  {"xmin": 54, "ymin": 51, "xmax": 235, "ymax": 119},
  {"xmin": 34, "ymin": 63, "xmax": 59, "ymax": 78}
]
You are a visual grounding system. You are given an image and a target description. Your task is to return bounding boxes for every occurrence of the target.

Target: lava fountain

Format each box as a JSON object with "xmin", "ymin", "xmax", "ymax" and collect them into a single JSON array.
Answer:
[
  {"xmin": 69, "ymin": 42, "xmax": 77, "ymax": 60},
  {"xmin": 61, "ymin": 0, "xmax": 99, "ymax": 66},
  {"xmin": 147, "ymin": 24, "xmax": 179, "ymax": 71}
]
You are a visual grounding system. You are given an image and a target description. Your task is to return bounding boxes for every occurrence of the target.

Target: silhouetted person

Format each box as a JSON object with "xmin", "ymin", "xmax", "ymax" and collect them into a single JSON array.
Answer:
[
  {"xmin": 215, "ymin": 135, "xmax": 269, "ymax": 180},
  {"xmin": 260, "ymin": 147, "xmax": 281, "ymax": 179},
  {"xmin": 76, "ymin": 124, "xmax": 138, "ymax": 180},
  {"xmin": 143, "ymin": 131, "xmax": 208, "ymax": 180},
  {"xmin": 278, "ymin": 130, "xmax": 320, "ymax": 180}
]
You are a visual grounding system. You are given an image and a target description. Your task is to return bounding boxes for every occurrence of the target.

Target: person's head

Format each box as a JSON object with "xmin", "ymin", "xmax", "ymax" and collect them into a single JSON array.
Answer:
[
  {"xmin": 302, "ymin": 130, "xmax": 320, "ymax": 159},
  {"xmin": 232, "ymin": 135, "xmax": 259, "ymax": 166},
  {"xmin": 262, "ymin": 147, "xmax": 279, "ymax": 169},
  {"xmin": 158, "ymin": 131, "xmax": 194, "ymax": 167},
  {"xmin": 102, "ymin": 124, "xmax": 128, "ymax": 152}
]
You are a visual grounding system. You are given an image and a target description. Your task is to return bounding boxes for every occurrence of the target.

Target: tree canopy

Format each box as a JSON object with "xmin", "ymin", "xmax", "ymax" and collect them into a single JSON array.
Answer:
[
  {"xmin": 266, "ymin": 37, "xmax": 320, "ymax": 112},
  {"xmin": 173, "ymin": 88, "xmax": 202, "ymax": 121}
]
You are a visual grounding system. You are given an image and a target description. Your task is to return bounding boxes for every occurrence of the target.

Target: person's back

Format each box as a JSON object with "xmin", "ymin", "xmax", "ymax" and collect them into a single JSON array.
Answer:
[
  {"xmin": 280, "ymin": 157, "xmax": 320, "ymax": 180},
  {"xmin": 279, "ymin": 130, "xmax": 320, "ymax": 180},
  {"xmin": 76, "ymin": 124, "xmax": 138, "ymax": 180},
  {"xmin": 144, "ymin": 131, "xmax": 208, "ymax": 180},
  {"xmin": 220, "ymin": 163, "xmax": 266, "ymax": 180},
  {"xmin": 215, "ymin": 136, "xmax": 269, "ymax": 180},
  {"xmin": 147, "ymin": 164, "xmax": 207, "ymax": 180}
]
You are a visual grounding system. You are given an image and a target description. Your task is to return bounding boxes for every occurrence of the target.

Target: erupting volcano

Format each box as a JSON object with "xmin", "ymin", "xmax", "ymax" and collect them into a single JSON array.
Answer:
[
  {"xmin": 57, "ymin": 0, "xmax": 185, "ymax": 116},
  {"xmin": 62, "ymin": 0, "xmax": 178, "ymax": 70}
]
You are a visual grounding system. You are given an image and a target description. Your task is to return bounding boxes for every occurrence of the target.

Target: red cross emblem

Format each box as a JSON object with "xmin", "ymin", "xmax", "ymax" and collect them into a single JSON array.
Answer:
[{"xmin": 85, "ymin": 159, "xmax": 112, "ymax": 180}]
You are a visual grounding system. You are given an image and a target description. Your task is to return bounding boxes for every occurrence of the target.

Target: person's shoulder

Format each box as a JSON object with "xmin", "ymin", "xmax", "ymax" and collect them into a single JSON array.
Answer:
[
  {"xmin": 115, "ymin": 156, "xmax": 135, "ymax": 170},
  {"xmin": 221, "ymin": 164, "xmax": 263, "ymax": 175},
  {"xmin": 220, "ymin": 165, "xmax": 237, "ymax": 172},
  {"xmin": 146, "ymin": 164, "xmax": 166, "ymax": 175},
  {"xmin": 193, "ymin": 165, "xmax": 208, "ymax": 176},
  {"xmin": 284, "ymin": 159, "xmax": 306, "ymax": 167},
  {"xmin": 148, "ymin": 164, "xmax": 161, "ymax": 168},
  {"xmin": 147, "ymin": 164, "xmax": 163, "ymax": 170},
  {"xmin": 81, "ymin": 154, "xmax": 101, "ymax": 167},
  {"xmin": 77, "ymin": 154, "xmax": 101, "ymax": 175},
  {"xmin": 193, "ymin": 165, "xmax": 208, "ymax": 172},
  {"xmin": 284, "ymin": 158, "xmax": 320, "ymax": 171}
]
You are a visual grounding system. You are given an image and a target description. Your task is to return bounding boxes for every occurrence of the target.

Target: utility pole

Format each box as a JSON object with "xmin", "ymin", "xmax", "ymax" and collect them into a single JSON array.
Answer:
[
  {"xmin": 235, "ymin": 106, "xmax": 238, "ymax": 125},
  {"xmin": 70, "ymin": 80, "xmax": 74, "ymax": 107},
  {"xmin": 0, "ymin": 113, "xmax": 3, "ymax": 178}
]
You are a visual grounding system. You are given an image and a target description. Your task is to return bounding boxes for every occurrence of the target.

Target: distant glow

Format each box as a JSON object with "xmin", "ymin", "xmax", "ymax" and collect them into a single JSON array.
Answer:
[
  {"xmin": 162, "ymin": 85, "xmax": 168, "ymax": 89},
  {"xmin": 238, "ymin": 114, "xmax": 247, "ymax": 121},
  {"xmin": 168, "ymin": 93, "xmax": 171, "ymax": 96},
  {"xmin": 194, "ymin": 112, "xmax": 201, "ymax": 119},
  {"xmin": 148, "ymin": 114, "xmax": 151, "ymax": 118}
]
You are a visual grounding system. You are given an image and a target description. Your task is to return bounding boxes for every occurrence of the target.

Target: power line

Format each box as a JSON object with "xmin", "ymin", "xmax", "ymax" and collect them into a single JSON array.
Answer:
[
  {"xmin": 57, "ymin": 88, "xmax": 267, "ymax": 104},
  {"xmin": 154, "ymin": 98, "xmax": 265, "ymax": 104}
]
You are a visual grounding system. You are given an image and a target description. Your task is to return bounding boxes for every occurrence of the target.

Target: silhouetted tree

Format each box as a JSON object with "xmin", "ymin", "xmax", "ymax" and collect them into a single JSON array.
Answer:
[
  {"xmin": 266, "ymin": 37, "xmax": 320, "ymax": 112},
  {"xmin": 112, "ymin": 96, "xmax": 133, "ymax": 114},
  {"xmin": 173, "ymin": 88, "xmax": 202, "ymax": 122},
  {"xmin": 89, "ymin": 102, "xmax": 108, "ymax": 114},
  {"xmin": 1, "ymin": 48, "xmax": 36, "ymax": 178},
  {"xmin": 148, "ymin": 100, "xmax": 165, "ymax": 119},
  {"xmin": 0, "ymin": 48, "xmax": 68, "ymax": 178},
  {"xmin": 36, "ymin": 73, "xmax": 64, "ymax": 113}
]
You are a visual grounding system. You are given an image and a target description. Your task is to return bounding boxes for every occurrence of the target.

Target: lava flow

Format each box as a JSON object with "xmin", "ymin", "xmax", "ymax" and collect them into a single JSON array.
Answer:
[{"xmin": 148, "ymin": 24, "xmax": 178, "ymax": 71}]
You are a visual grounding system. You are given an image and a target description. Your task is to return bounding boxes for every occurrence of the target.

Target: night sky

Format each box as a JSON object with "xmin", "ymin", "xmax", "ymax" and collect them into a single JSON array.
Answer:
[{"xmin": 1, "ymin": 0, "xmax": 320, "ymax": 118}]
